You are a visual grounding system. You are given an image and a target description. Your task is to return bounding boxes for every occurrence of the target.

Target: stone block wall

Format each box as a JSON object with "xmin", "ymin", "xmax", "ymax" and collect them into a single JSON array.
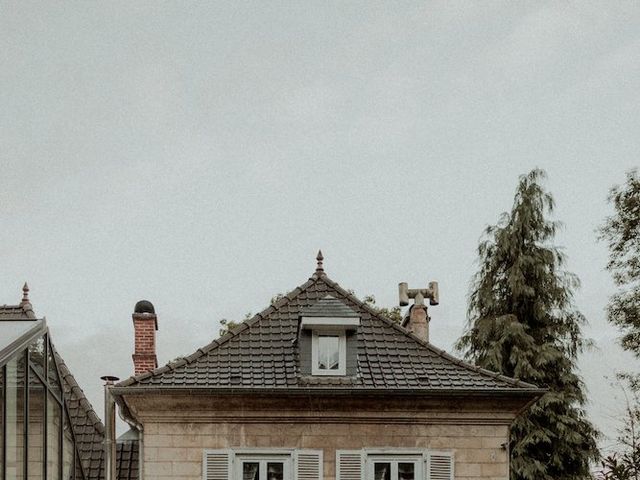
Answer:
[
  {"xmin": 140, "ymin": 421, "xmax": 508, "ymax": 480},
  {"xmin": 123, "ymin": 394, "xmax": 521, "ymax": 480}
]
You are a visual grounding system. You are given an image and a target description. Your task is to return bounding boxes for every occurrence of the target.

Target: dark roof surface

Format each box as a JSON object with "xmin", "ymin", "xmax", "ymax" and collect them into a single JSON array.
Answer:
[
  {"xmin": 116, "ymin": 441, "xmax": 140, "ymax": 480},
  {"xmin": 300, "ymin": 295, "xmax": 359, "ymax": 317},
  {"xmin": 0, "ymin": 302, "xmax": 36, "ymax": 320},
  {"xmin": 56, "ymin": 348, "xmax": 105, "ymax": 479},
  {"xmin": 56, "ymin": 347, "xmax": 140, "ymax": 480},
  {"xmin": 118, "ymin": 272, "xmax": 538, "ymax": 392}
]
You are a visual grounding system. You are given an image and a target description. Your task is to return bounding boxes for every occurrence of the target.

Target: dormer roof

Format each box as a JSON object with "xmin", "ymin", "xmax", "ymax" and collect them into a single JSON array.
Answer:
[{"xmin": 300, "ymin": 295, "xmax": 359, "ymax": 318}]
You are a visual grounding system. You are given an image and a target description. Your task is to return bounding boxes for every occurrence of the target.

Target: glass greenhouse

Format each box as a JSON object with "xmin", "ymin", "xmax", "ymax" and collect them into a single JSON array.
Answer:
[{"xmin": 0, "ymin": 318, "xmax": 81, "ymax": 480}]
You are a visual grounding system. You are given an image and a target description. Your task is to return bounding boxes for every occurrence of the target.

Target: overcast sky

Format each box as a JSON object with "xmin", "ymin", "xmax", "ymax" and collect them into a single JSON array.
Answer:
[{"xmin": 1, "ymin": 1, "xmax": 639, "ymax": 451}]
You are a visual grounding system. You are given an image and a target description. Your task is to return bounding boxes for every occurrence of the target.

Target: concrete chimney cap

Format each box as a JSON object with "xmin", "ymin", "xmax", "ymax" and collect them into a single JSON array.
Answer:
[{"xmin": 134, "ymin": 300, "xmax": 155, "ymax": 314}]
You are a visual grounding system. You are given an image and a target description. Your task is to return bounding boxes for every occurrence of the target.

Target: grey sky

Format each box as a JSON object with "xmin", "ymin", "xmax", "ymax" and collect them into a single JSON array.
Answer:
[{"xmin": 1, "ymin": 1, "xmax": 639, "ymax": 451}]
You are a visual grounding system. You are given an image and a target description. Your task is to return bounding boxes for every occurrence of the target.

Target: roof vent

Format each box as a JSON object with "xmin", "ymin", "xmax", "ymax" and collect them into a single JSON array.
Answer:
[{"xmin": 134, "ymin": 300, "xmax": 155, "ymax": 314}]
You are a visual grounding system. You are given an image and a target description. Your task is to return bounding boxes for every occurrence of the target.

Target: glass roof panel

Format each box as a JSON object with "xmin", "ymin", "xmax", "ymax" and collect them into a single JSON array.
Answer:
[{"xmin": 0, "ymin": 320, "xmax": 44, "ymax": 366}]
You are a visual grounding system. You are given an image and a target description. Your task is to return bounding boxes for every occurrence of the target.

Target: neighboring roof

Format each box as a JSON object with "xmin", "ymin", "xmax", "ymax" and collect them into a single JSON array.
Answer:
[
  {"xmin": 0, "ymin": 284, "xmax": 36, "ymax": 320},
  {"xmin": 117, "ymin": 271, "xmax": 539, "ymax": 393},
  {"xmin": 56, "ymin": 347, "xmax": 140, "ymax": 480},
  {"xmin": 116, "ymin": 441, "xmax": 140, "ymax": 480},
  {"xmin": 1, "ymin": 295, "xmax": 138, "ymax": 480},
  {"xmin": 56, "ymin": 348, "xmax": 105, "ymax": 479},
  {"xmin": 0, "ymin": 303, "xmax": 36, "ymax": 320}
]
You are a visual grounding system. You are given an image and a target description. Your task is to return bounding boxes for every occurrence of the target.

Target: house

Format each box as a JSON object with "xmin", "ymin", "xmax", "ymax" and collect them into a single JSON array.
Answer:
[
  {"xmin": 111, "ymin": 253, "xmax": 542, "ymax": 480},
  {"xmin": 0, "ymin": 284, "xmax": 138, "ymax": 480}
]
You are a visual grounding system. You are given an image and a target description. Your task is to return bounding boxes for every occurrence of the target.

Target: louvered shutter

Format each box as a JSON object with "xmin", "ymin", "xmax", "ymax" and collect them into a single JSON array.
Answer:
[
  {"xmin": 427, "ymin": 451, "xmax": 454, "ymax": 480},
  {"xmin": 336, "ymin": 450, "xmax": 363, "ymax": 480},
  {"xmin": 203, "ymin": 450, "xmax": 231, "ymax": 480},
  {"xmin": 295, "ymin": 450, "xmax": 323, "ymax": 480}
]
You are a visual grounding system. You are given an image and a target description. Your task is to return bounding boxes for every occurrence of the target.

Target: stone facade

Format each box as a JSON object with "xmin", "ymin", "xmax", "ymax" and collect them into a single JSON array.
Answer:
[{"xmin": 122, "ymin": 393, "xmax": 526, "ymax": 480}]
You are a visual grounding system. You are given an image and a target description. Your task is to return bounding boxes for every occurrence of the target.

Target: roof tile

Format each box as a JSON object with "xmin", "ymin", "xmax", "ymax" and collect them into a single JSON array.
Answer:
[{"xmin": 117, "ymin": 274, "xmax": 538, "ymax": 393}]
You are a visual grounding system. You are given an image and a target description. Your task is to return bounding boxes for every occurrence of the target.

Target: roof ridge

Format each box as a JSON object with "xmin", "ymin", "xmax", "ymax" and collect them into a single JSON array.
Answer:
[
  {"xmin": 117, "ymin": 276, "xmax": 319, "ymax": 387},
  {"xmin": 0, "ymin": 302, "xmax": 39, "ymax": 320},
  {"xmin": 21, "ymin": 302, "xmax": 36, "ymax": 319},
  {"xmin": 315, "ymin": 275, "xmax": 538, "ymax": 390}
]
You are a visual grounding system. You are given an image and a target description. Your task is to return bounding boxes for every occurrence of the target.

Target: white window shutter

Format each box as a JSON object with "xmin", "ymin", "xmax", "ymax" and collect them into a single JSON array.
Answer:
[
  {"xmin": 203, "ymin": 450, "xmax": 231, "ymax": 480},
  {"xmin": 427, "ymin": 451, "xmax": 454, "ymax": 480},
  {"xmin": 336, "ymin": 450, "xmax": 363, "ymax": 480},
  {"xmin": 295, "ymin": 449, "xmax": 323, "ymax": 480}
]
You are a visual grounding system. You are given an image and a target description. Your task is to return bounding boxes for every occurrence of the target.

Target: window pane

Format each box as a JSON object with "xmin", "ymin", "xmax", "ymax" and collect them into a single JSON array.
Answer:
[
  {"xmin": 243, "ymin": 462, "xmax": 259, "ymax": 480},
  {"xmin": 318, "ymin": 335, "xmax": 340, "ymax": 370},
  {"xmin": 29, "ymin": 336, "xmax": 46, "ymax": 379},
  {"xmin": 267, "ymin": 462, "xmax": 284, "ymax": 480},
  {"xmin": 374, "ymin": 463, "xmax": 391, "ymax": 480},
  {"xmin": 6, "ymin": 354, "xmax": 25, "ymax": 480},
  {"xmin": 63, "ymin": 413, "xmax": 74, "ymax": 480},
  {"xmin": 398, "ymin": 463, "xmax": 415, "ymax": 480},
  {"xmin": 47, "ymin": 392, "xmax": 62, "ymax": 480},
  {"xmin": 29, "ymin": 369, "xmax": 46, "ymax": 480}
]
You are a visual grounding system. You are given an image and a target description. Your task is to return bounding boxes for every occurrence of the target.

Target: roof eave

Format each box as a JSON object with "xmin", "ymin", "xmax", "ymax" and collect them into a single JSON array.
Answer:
[{"xmin": 111, "ymin": 385, "xmax": 546, "ymax": 398}]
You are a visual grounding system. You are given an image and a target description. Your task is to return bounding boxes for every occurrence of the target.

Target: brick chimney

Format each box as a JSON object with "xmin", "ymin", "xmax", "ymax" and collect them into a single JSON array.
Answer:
[
  {"xmin": 399, "ymin": 281, "xmax": 439, "ymax": 343},
  {"xmin": 132, "ymin": 300, "xmax": 158, "ymax": 376}
]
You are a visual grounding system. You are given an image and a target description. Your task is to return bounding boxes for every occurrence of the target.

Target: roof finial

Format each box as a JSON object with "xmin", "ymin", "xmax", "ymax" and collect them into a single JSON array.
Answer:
[
  {"xmin": 315, "ymin": 250, "xmax": 324, "ymax": 275},
  {"xmin": 21, "ymin": 282, "xmax": 30, "ymax": 304}
]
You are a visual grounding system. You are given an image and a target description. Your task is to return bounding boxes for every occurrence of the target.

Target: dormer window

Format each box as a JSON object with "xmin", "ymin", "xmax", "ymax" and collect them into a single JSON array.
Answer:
[
  {"xmin": 312, "ymin": 331, "xmax": 346, "ymax": 375},
  {"xmin": 299, "ymin": 295, "xmax": 360, "ymax": 377}
]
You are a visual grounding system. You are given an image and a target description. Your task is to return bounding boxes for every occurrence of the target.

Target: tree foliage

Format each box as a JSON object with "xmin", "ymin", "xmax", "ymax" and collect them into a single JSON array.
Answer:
[
  {"xmin": 597, "ymin": 375, "xmax": 640, "ymax": 480},
  {"xmin": 362, "ymin": 294, "xmax": 403, "ymax": 324},
  {"xmin": 457, "ymin": 169, "xmax": 599, "ymax": 480},
  {"xmin": 600, "ymin": 169, "xmax": 640, "ymax": 356},
  {"xmin": 218, "ymin": 294, "xmax": 288, "ymax": 336},
  {"xmin": 219, "ymin": 312, "xmax": 252, "ymax": 337}
]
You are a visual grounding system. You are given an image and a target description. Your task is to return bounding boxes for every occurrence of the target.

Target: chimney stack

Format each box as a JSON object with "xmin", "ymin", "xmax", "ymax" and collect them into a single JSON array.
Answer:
[
  {"xmin": 132, "ymin": 300, "xmax": 158, "ymax": 376},
  {"xmin": 405, "ymin": 304, "xmax": 430, "ymax": 342},
  {"xmin": 399, "ymin": 281, "xmax": 439, "ymax": 343}
]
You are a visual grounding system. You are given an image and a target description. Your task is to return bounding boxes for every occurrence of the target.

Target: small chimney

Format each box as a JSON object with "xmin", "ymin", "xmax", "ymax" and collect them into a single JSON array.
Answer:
[
  {"xmin": 132, "ymin": 300, "xmax": 158, "ymax": 376},
  {"xmin": 405, "ymin": 304, "xmax": 430, "ymax": 341},
  {"xmin": 399, "ymin": 281, "xmax": 439, "ymax": 343}
]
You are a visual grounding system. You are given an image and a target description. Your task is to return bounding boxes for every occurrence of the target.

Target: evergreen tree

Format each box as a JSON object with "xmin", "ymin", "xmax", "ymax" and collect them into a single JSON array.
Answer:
[
  {"xmin": 600, "ymin": 169, "xmax": 640, "ymax": 356},
  {"xmin": 457, "ymin": 169, "xmax": 599, "ymax": 480}
]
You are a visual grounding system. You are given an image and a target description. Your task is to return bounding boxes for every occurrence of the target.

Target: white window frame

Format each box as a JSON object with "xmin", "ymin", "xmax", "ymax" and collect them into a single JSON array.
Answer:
[
  {"xmin": 203, "ymin": 448, "xmax": 322, "ymax": 480},
  {"xmin": 366, "ymin": 453, "xmax": 423, "ymax": 480},
  {"xmin": 336, "ymin": 449, "xmax": 454, "ymax": 480},
  {"xmin": 311, "ymin": 329, "xmax": 346, "ymax": 376},
  {"xmin": 234, "ymin": 453, "xmax": 292, "ymax": 480}
]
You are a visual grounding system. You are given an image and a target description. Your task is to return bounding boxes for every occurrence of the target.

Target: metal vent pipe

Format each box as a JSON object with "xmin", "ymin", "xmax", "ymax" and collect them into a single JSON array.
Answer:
[{"xmin": 101, "ymin": 375, "xmax": 120, "ymax": 480}]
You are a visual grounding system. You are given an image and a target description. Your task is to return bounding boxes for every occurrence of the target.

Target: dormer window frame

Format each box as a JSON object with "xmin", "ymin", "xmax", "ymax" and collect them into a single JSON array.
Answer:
[{"xmin": 311, "ymin": 329, "xmax": 347, "ymax": 376}]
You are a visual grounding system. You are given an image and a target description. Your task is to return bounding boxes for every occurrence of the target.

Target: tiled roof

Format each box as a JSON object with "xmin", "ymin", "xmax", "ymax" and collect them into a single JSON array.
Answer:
[
  {"xmin": 300, "ymin": 295, "xmax": 359, "ymax": 317},
  {"xmin": 118, "ymin": 272, "xmax": 538, "ymax": 392},
  {"xmin": 56, "ymin": 348, "xmax": 105, "ymax": 479},
  {"xmin": 117, "ymin": 441, "xmax": 139, "ymax": 480},
  {"xmin": 56, "ymin": 348, "xmax": 140, "ymax": 480},
  {"xmin": 0, "ymin": 302, "xmax": 36, "ymax": 320}
]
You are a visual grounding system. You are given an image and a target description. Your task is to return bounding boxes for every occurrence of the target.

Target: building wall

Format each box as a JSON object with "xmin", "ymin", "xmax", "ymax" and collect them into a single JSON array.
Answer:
[
  {"xmin": 123, "ymin": 394, "xmax": 524, "ymax": 480},
  {"xmin": 142, "ymin": 421, "xmax": 508, "ymax": 480}
]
